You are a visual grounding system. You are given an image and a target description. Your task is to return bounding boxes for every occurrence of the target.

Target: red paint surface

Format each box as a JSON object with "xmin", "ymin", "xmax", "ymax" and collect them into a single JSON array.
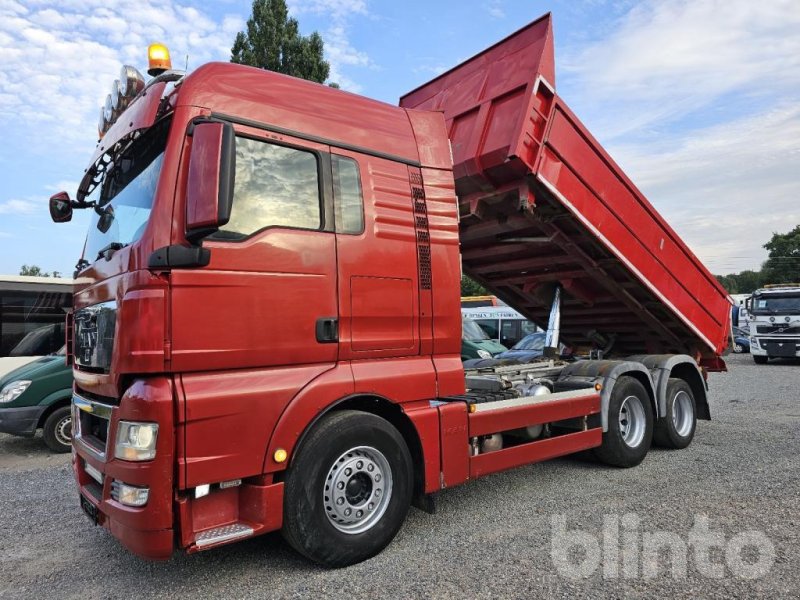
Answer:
[
  {"xmin": 69, "ymin": 12, "xmax": 728, "ymax": 560},
  {"xmin": 400, "ymin": 13, "xmax": 730, "ymax": 365}
]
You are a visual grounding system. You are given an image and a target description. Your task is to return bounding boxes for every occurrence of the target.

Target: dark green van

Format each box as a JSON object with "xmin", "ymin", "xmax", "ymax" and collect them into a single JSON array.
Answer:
[
  {"xmin": 0, "ymin": 347, "xmax": 73, "ymax": 453},
  {"xmin": 462, "ymin": 318, "xmax": 507, "ymax": 360}
]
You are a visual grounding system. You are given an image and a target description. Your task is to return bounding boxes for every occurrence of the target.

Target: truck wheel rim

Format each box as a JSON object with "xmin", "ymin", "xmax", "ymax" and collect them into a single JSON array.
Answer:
[
  {"xmin": 55, "ymin": 416, "xmax": 72, "ymax": 447},
  {"xmin": 671, "ymin": 390, "xmax": 694, "ymax": 437},
  {"xmin": 323, "ymin": 446, "xmax": 393, "ymax": 535},
  {"xmin": 619, "ymin": 395, "xmax": 646, "ymax": 448}
]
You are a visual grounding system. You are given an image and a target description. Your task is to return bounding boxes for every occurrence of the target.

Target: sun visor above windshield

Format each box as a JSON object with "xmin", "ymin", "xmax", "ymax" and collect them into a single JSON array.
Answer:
[{"xmin": 78, "ymin": 81, "xmax": 167, "ymax": 201}]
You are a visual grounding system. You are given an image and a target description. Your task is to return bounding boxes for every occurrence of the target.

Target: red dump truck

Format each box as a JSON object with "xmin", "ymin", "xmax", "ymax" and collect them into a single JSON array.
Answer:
[{"xmin": 49, "ymin": 14, "xmax": 731, "ymax": 567}]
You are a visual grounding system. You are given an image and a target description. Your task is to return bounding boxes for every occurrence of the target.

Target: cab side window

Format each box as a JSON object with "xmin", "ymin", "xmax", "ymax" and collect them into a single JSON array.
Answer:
[
  {"xmin": 215, "ymin": 137, "xmax": 321, "ymax": 240},
  {"xmin": 332, "ymin": 154, "xmax": 364, "ymax": 234}
]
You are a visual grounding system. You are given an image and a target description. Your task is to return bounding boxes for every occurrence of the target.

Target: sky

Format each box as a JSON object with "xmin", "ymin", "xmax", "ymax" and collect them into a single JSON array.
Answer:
[{"xmin": 0, "ymin": 0, "xmax": 798, "ymax": 277}]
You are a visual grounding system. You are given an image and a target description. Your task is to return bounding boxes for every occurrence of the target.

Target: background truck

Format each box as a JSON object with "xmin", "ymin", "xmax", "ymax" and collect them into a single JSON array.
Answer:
[
  {"xmin": 51, "ymin": 15, "xmax": 730, "ymax": 567},
  {"xmin": 743, "ymin": 284, "xmax": 800, "ymax": 363}
]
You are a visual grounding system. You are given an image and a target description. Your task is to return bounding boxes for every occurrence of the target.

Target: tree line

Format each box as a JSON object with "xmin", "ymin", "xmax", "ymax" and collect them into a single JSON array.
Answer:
[{"xmin": 714, "ymin": 225, "xmax": 800, "ymax": 294}]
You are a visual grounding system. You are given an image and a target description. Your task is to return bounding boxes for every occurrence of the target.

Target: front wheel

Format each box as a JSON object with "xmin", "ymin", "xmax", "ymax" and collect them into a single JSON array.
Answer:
[
  {"xmin": 753, "ymin": 355, "xmax": 769, "ymax": 364},
  {"xmin": 653, "ymin": 378, "xmax": 696, "ymax": 449},
  {"xmin": 282, "ymin": 410, "xmax": 413, "ymax": 567},
  {"xmin": 594, "ymin": 376, "xmax": 653, "ymax": 468},
  {"xmin": 42, "ymin": 406, "xmax": 72, "ymax": 453}
]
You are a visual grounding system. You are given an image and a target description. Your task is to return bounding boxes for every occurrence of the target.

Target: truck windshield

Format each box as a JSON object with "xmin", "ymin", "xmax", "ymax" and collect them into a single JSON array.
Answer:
[
  {"xmin": 463, "ymin": 319, "xmax": 490, "ymax": 341},
  {"xmin": 751, "ymin": 295, "xmax": 800, "ymax": 314},
  {"xmin": 84, "ymin": 120, "xmax": 169, "ymax": 262}
]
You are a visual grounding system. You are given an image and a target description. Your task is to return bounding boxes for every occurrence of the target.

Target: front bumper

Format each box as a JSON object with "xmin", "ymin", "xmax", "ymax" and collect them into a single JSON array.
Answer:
[
  {"xmin": 0, "ymin": 405, "xmax": 45, "ymax": 437},
  {"xmin": 71, "ymin": 378, "xmax": 175, "ymax": 561},
  {"xmin": 751, "ymin": 339, "xmax": 800, "ymax": 358}
]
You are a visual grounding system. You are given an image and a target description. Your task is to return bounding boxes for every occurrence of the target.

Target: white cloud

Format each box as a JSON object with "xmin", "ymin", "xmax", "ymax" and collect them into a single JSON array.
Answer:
[
  {"xmin": 0, "ymin": 1, "xmax": 240, "ymax": 154},
  {"xmin": 563, "ymin": 0, "xmax": 800, "ymax": 139},
  {"xmin": 0, "ymin": 198, "xmax": 39, "ymax": 215},
  {"xmin": 486, "ymin": 0, "xmax": 505, "ymax": 19},
  {"xmin": 606, "ymin": 98, "xmax": 800, "ymax": 274},
  {"xmin": 558, "ymin": 0, "xmax": 800, "ymax": 274},
  {"xmin": 288, "ymin": 0, "xmax": 372, "ymax": 92}
]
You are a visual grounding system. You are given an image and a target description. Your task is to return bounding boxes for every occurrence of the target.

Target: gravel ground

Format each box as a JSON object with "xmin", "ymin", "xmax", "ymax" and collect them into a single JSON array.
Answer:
[{"xmin": 1, "ymin": 353, "xmax": 798, "ymax": 599}]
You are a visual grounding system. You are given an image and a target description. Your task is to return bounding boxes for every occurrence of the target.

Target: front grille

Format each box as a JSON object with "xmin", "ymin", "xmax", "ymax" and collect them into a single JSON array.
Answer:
[{"xmin": 756, "ymin": 325, "xmax": 800, "ymax": 335}]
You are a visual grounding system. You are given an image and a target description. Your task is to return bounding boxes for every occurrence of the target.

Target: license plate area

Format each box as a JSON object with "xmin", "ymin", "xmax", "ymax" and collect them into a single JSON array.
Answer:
[
  {"xmin": 80, "ymin": 494, "xmax": 98, "ymax": 525},
  {"xmin": 765, "ymin": 342, "xmax": 796, "ymax": 357}
]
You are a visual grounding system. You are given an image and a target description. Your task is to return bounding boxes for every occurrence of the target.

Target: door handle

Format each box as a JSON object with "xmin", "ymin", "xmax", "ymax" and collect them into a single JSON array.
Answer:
[{"xmin": 316, "ymin": 317, "xmax": 339, "ymax": 343}]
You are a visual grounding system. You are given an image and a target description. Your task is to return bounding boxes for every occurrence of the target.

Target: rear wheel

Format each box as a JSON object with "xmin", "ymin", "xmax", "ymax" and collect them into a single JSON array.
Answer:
[
  {"xmin": 753, "ymin": 355, "xmax": 769, "ymax": 364},
  {"xmin": 594, "ymin": 376, "xmax": 653, "ymax": 468},
  {"xmin": 654, "ymin": 378, "xmax": 696, "ymax": 449},
  {"xmin": 282, "ymin": 410, "xmax": 413, "ymax": 567},
  {"xmin": 42, "ymin": 406, "xmax": 72, "ymax": 453},
  {"xmin": 732, "ymin": 343, "xmax": 743, "ymax": 354}
]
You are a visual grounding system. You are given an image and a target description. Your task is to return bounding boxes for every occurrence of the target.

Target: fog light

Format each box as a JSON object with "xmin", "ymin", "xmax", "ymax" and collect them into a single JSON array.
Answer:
[
  {"xmin": 111, "ymin": 481, "xmax": 149, "ymax": 507},
  {"xmin": 115, "ymin": 421, "xmax": 158, "ymax": 461}
]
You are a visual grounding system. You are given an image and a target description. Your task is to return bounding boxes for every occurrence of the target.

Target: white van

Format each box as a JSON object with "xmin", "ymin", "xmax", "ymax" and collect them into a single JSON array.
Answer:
[{"xmin": 460, "ymin": 306, "xmax": 540, "ymax": 349}]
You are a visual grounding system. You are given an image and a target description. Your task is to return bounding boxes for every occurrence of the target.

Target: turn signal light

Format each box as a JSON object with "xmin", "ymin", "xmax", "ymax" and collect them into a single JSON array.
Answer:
[
  {"xmin": 147, "ymin": 42, "xmax": 172, "ymax": 76},
  {"xmin": 273, "ymin": 448, "xmax": 288, "ymax": 463}
]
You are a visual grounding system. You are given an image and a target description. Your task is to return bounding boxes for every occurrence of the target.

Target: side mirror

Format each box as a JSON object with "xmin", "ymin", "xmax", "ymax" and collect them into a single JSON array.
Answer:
[
  {"xmin": 49, "ymin": 192, "xmax": 73, "ymax": 223},
  {"xmin": 185, "ymin": 121, "xmax": 236, "ymax": 242},
  {"xmin": 97, "ymin": 205, "xmax": 115, "ymax": 234},
  {"xmin": 731, "ymin": 304, "xmax": 740, "ymax": 327}
]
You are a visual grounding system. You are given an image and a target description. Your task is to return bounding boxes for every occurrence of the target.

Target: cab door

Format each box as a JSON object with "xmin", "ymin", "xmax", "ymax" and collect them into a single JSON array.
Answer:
[
  {"xmin": 170, "ymin": 126, "xmax": 338, "ymax": 373},
  {"xmin": 170, "ymin": 124, "xmax": 342, "ymax": 486}
]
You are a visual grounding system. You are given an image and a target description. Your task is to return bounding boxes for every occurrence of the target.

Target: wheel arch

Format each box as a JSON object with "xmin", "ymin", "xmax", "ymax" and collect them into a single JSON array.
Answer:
[
  {"xmin": 627, "ymin": 354, "xmax": 709, "ymax": 421},
  {"xmin": 557, "ymin": 360, "xmax": 656, "ymax": 431},
  {"xmin": 35, "ymin": 394, "xmax": 72, "ymax": 429},
  {"xmin": 280, "ymin": 394, "xmax": 427, "ymax": 500}
]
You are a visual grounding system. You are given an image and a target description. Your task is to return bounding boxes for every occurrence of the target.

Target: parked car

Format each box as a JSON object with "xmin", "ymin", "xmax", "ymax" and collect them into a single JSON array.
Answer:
[
  {"xmin": 732, "ymin": 327, "xmax": 750, "ymax": 354},
  {"xmin": 0, "ymin": 347, "xmax": 73, "ymax": 452},
  {"xmin": 462, "ymin": 318, "xmax": 507, "ymax": 360},
  {"xmin": 494, "ymin": 332, "xmax": 548, "ymax": 362}
]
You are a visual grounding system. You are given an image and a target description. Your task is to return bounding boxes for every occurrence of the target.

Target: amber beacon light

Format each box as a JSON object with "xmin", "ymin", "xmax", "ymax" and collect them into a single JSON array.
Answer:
[{"xmin": 147, "ymin": 43, "xmax": 172, "ymax": 76}]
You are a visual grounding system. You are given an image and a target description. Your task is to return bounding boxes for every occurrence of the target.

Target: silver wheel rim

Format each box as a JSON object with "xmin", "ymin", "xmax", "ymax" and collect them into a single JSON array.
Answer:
[
  {"xmin": 619, "ymin": 395, "xmax": 646, "ymax": 448},
  {"xmin": 323, "ymin": 446, "xmax": 393, "ymax": 535},
  {"xmin": 55, "ymin": 415, "xmax": 72, "ymax": 447},
  {"xmin": 733, "ymin": 344, "xmax": 742, "ymax": 353},
  {"xmin": 671, "ymin": 390, "xmax": 694, "ymax": 438}
]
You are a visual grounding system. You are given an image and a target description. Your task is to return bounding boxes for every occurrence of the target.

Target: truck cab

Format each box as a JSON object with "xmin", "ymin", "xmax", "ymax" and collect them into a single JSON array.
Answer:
[{"xmin": 745, "ymin": 285, "xmax": 800, "ymax": 363}]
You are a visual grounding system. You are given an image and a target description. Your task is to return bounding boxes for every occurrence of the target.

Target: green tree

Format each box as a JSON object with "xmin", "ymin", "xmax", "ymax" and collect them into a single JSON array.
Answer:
[
  {"xmin": 231, "ymin": 0, "xmax": 330, "ymax": 84},
  {"xmin": 761, "ymin": 224, "xmax": 800, "ymax": 284},
  {"xmin": 461, "ymin": 275, "xmax": 487, "ymax": 297},
  {"xmin": 20, "ymin": 264, "xmax": 48, "ymax": 277},
  {"xmin": 18, "ymin": 265, "xmax": 62, "ymax": 278}
]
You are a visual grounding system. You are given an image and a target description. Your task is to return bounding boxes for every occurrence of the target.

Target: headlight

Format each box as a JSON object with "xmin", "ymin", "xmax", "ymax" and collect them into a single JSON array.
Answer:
[
  {"xmin": 114, "ymin": 421, "xmax": 158, "ymax": 461},
  {"xmin": 0, "ymin": 380, "xmax": 32, "ymax": 403},
  {"xmin": 477, "ymin": 349, "xmax": 492, "ymax": 359}
]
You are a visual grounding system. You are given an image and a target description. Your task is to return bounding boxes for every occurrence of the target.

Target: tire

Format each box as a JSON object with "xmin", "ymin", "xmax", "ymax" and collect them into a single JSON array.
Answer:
[
  {"xmin": 653, "ymin": 378, "xmax": 696, "ymax": 449},
  {"xmin": 282, "ymin": 410, "xmax": 413, "ymax": 567},
  {"xmin": 732, "ymin": 344, "xmax": 743, "ymax": 354},
  {"xmin": 753, "ymin": 355, "xmax": 768, "ymax": 364},
  {"xmin": 42, "ymin": 406, "xmax": 72, "ymax": 453},
  {"xmin": 594, "ymin": 376, "xmax": 653, "ymax": 468}
]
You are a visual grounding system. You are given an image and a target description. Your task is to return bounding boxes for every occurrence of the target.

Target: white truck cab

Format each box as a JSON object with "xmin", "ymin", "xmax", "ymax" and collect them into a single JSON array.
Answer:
[{"xmin": 745, "ymin": 284, "xmax": 800, "ymax": 364}]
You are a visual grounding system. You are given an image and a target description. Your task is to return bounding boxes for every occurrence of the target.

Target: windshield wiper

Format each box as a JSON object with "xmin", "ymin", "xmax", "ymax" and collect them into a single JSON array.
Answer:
[{"xmin": 96, "ymin": 242, "xmax": 125, "ymax": 261}]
